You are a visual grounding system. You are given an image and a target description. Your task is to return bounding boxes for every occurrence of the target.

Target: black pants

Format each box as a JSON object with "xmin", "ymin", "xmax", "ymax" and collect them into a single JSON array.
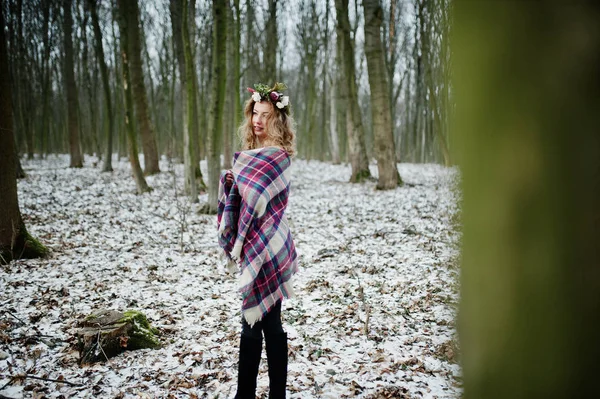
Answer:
[{"xmin": 242, "ymin": 301, "xmax": 284, "ymax": 338}]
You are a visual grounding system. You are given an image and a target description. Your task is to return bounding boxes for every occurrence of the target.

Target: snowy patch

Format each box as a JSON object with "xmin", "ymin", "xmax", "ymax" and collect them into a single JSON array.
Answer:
[{"xmin": 0, "ymin": 155, "xmax": 461, "ymax": 398}]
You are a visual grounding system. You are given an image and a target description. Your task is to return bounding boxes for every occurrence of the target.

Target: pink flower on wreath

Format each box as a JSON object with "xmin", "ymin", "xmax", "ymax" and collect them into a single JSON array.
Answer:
[{"xmin": 270, "ymin": 91, "xmax": 281, "ymax": 102}]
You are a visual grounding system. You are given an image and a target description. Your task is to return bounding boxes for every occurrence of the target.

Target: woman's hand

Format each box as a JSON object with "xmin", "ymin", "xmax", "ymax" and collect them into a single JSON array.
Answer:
[{"xmin": 225, "ymin": 170, "xmax": 234, "ymax": 186}]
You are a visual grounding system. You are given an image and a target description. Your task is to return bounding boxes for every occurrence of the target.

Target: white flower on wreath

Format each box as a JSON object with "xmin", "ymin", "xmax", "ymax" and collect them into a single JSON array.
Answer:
[
  {"xmin": 252, "ymin": 92, "xmax": 261, "ymax": 102},
  {"xmin": 276, "ymin": 101, "xmax": 284, "ymax": 109},
  {"xmin": 281, "ymin": 96, "xmax": 289, "ymax": 106}
]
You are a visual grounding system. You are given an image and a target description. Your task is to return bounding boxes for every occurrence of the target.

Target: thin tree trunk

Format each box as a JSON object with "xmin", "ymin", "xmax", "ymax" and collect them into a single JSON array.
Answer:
[
  {"xmin": 204, "ymin": 0, "xmax": 227, "ymax": 214},
  {"xmin": 363, "ymin": 0, "xmax": 402, "ymax": 189},
  {"xmin": 182, "ymin": 0, "xmax": 198, "ymax": 202},
  {"xmin": 127, "ymin": 0, "xmax": 160, "ymax": 175},
  {"xmin": 335, "ymin": 15, "xmax": 347, "ymax": 163},
  {"xmin": 40, "ymin": 0, "xmax": 52, "ymax": 158},
  {"xmin": 233, "ymin": 0, "xmax": 241, "ymax": 153},
  {"xmin": 80, "ymin": 7, "xmax": 98, "ymax": 158},
  {"xmin": 263, "ymin": 0, "xmax": 278, "ymax": 81},
  {"xmin": 329, "ymin": 75, "xmax": 340, "ymax": 164},
  {"xmin": 116, "ymin": 0, "xmax": 150, "ymax": 193},
  {"xmin": 169, "ymin": 0, "xmax": 186, "ymax": 161},
  {"xmin": 88, "ymin": 0, "xmax": 114, "ymax": 172},
  {"xmin": 223, "ymin": 2, "xmax": 234, "ymax": 170},
  {"xmin": 335, "ymin": 0, "xmax": 370, "ymax": 182},
  {"xmin": 455, "ymin": 3, "xmax": 600, "ymax": 398},
  {"xmin": 63, "ymin": 0, "xmax": 83, "ymax": 167}
]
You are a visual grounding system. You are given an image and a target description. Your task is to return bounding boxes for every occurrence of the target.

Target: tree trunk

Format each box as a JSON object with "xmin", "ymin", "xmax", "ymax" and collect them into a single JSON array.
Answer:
[
  {"xmin": 223, "ymin": 2, "xmax": 235, "ymax": 170},
  {"xmin": 116, "ymin": 0, "xmax": 150, "ymax": 194},
  {"xmin": 80, "ymin": 6, "xmax": 97, "ymax": 157},
  {"xmin": 169, "ymin": 0, "xmax": 186, "ymax": 160},
  {"xmin": 329, "ymin": 73, "xmax": 340, "ymax": 164},
  {"xmin": 334, "ymin": 15, "xmax": 347, "ymax": 163},
  {"xmin": 87, "ymin": 0, "xmax": 114, "ymax": 172},
  {"xmin": 263, "ymin": 0, "xmax": 278, "ymax": 82},
  {"xmin": 182, "ymin": 0, "xmax": 199, "ymax": 202},
  {"xmin": 63, "ymin": 0, "xmax": 83, "ymax": 167},
  {"xmin": 0, "ymin": 4, "xmax": 47, "ymax": 263},
  {"xmin": 363, "ymin": 0, "xmax": 402, "ymax": 189},
  {"xmin": 335, "ymin": 0, "xmax": 370, "ymax": 182},
  {"xmin": 204, "ymin": 0, "xmax": 227, "ymax": 214},
  {"xmin": 127, "ymin": 0, "xmax": 160, "ymax": 175},
  {"xmin": 454, "ymin": 3, "xmax": 600, "ymax": 398},
  {"xmin": 233, "ymin": 0, "xmax": 241, "ymax": 154},
  {"xmin": 12, "ymin": 0, "xmax": 33, "ymax": 161},
  {"xmin": 40, "ymin": 0, "xmax": 52, "ymax": 158}
]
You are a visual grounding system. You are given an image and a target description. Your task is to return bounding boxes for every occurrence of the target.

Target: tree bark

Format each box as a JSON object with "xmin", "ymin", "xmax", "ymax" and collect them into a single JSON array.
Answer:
[
  {"xmin": 182, "ymin": 0, "xmax": 199, "ymax": 202},
  {"xmin": 127, "ymin": 0, "xmax": 160, "ymax": 175},
  {"xmin": 233, "ymin": 0, "xmax": 241, "ymax": 154},
  {"xmin": 116, "ymin": 0, "xmax": 150, "ymax": 194},
  {"xmin": 204, "ymin": 0, "xmax": 227, "ymax": 214},
  {"xmin": 62, "ymin": 0, "xmax": 83, "ymax": 167},
  {"xmin": 223, "ymin": 2, "xmax": 235, "ymax": 170},
  {"xmin": 334, "ymin": 12, "xmax": 348, "ymax": 163},
  {"xmin": 40, "ymin": 0, "xmax": 52, "ymax": 158},
  {"xmin": 0, "ymin": 4, "xmax": 47, "ymax": 263},
  {"xmin": 87, "ymin": 0, "xmax": 114, "ymax": 172},
  {"xmin": 335, "ymin": 0, "xmax": 370, "ymax": 182},
  {"xmin": 263, "ymin": 0, "xmax": 278, "ymax": 82},
  {"xmin": 363, "ymin": 0, "xmax": 402, "ymax": 189},
  {"xmin": 454, "ymin": 2, "xmax": 600, "ymax": 398}
]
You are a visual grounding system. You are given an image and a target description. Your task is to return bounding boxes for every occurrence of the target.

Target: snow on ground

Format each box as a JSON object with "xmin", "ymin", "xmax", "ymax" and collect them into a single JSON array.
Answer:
[{"xmin": 1, "ymin": 155, "xmax": 461, "ymax": 399}]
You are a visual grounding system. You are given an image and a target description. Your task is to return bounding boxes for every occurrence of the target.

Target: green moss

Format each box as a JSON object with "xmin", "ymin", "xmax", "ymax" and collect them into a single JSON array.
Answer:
[
  {"xmin": 0, "ymin": 222, "xmax": 47, "ymax": 264},
  {"xmin": 120, "ymin": 310, "xmax": 160, "ymax": 349},
  {"xmin": 351, "ymin": 168, "xmax": 372, "ymax": 183},
  {"xmin": 21, "ymin": 228, "xmax": 48, "ymax": 258}
]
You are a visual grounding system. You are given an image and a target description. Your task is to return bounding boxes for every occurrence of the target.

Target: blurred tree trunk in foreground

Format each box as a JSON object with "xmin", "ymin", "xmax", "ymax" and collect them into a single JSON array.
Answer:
[
  {"xmin": 454, "ymin": 2, "xmax": 600, "ymax": 398},
  {"xmin": 363, "ymin": 0, "xmax": 402, "ymax": 190},
  {"xmin": 0, "ymin": 3, "xmax": 47, "ymax": 263}
]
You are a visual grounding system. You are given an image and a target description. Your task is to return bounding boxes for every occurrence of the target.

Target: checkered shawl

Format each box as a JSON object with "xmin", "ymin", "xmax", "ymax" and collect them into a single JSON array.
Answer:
[{"xmin": 217, "ymin": 147, "xmax": 298, "ymax": 327}]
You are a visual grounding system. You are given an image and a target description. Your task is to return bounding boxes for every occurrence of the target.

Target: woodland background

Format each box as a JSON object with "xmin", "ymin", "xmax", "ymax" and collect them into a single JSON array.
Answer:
[
  {"xmin": 2, "ymin": 1, "xmax": 600, "ymax": 398},
  {"xmin": 2, "ymin": 0, "xmax": 450, "ymax": 204}
]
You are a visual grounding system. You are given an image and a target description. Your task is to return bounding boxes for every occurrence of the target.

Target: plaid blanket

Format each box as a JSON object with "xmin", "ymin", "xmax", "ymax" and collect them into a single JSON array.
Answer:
[{"xmin": 217, "ymin": 147, "xmax": 298, "ymax": 327}]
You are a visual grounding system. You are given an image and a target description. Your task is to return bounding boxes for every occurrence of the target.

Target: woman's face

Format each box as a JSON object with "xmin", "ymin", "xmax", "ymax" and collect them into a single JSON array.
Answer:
[{"xmin": 252, "ymin": 101, "xmax": 272, "ymax": 142}]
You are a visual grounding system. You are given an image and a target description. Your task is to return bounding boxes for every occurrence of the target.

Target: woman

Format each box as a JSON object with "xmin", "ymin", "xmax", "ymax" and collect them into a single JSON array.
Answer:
[{"xmin": 217, "ymin": 83, "xmax": 298, "ymax": 399}]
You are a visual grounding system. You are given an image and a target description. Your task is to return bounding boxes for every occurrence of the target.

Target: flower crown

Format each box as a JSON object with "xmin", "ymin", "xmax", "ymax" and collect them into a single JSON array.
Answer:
[{"xmin": 247, "ymin": 82, "xmax": 290, "ymax": 114}]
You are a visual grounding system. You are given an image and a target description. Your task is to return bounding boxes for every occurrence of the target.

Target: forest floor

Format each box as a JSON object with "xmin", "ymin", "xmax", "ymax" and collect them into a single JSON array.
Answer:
[{"xmin": 1, "ymin": 155, "xmax": 461, "ymax": 399}]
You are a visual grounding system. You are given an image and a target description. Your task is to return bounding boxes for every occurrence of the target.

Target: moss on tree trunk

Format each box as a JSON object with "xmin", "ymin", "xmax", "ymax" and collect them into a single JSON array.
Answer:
[{"xmin": 0, "ymin": 221, "xmax": 48, "ymax": 264}]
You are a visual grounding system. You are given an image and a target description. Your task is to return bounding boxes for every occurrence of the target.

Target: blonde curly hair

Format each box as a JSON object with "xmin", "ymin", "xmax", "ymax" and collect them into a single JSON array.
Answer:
[{"xmin": 238, "ymin": 98, "xmax": 296, "ymax": 157}]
